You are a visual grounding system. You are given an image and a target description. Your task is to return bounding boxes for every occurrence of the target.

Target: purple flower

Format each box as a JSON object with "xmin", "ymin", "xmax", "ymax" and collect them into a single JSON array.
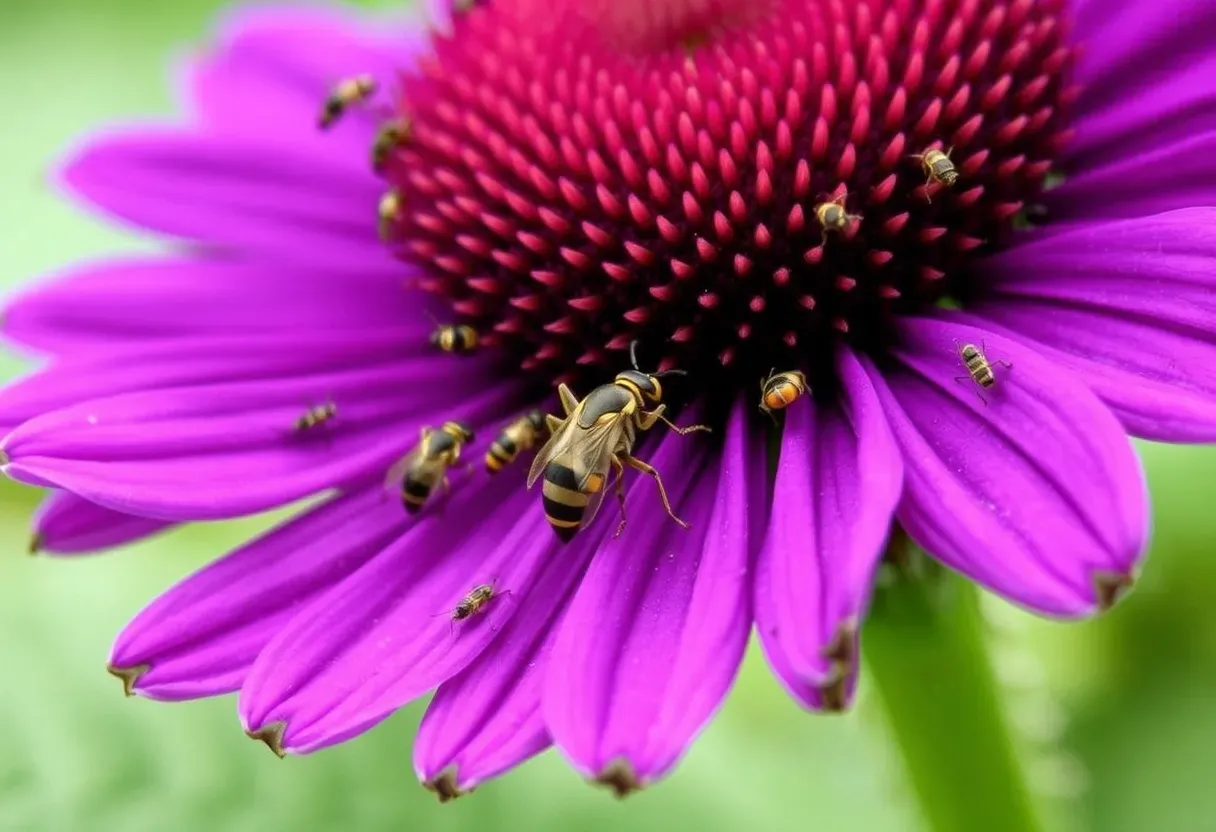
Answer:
[{"xmin": 2, "ymin": 0, "xmax": 1213, "ymax": 798}]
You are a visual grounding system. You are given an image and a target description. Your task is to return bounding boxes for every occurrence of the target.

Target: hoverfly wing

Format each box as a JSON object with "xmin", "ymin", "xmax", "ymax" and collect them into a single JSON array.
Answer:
[
  {"xmin": 576, "ymin": 454, "xmax": 614, "ymax": 530},
  {"xmin": 568, "ymin": 415, "xmax": 626, "ymax": 492},
  {"xmin": 527, "ymin": 413, "xmax": 574, "ymax": 488}
]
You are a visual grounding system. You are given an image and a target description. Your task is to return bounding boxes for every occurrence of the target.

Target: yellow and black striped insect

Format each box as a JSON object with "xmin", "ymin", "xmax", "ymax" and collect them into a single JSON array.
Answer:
[
  {"xmin": 386, "ymin": 421, "xmax": 475, "ymax": 513},
  {"xmin": 759, "ymin": 370, "xmax": 809, "ymax": 421},
  {"xmin": 954, "ymin": 340, "xmax": 1012, "ymax": 404},
  {"xmin": 430, "ymin": 322, "xmax": 479, "ymax": 354},
  {"xmin": 318, "ymin": 75, "xmax": 377, "ymax": 130},
  {"xmin": 434, "ymin": 581, "xmax": 512, "ymax": 635},
  {"xmin": 372, "ymin": 118, "xmax": 412, "ymax": 174},
  {"xmin": 294, "ymin": 400, "xmax": 338, "ymax": 432},
  {"xmin": 527, "ymin": 342, "xmax": 711, "ymax": 542},
  {"xmin": 814, "ymin": 192, "xmax": 861, "ymax": 245},
  {"xmin": 378, "ymin": 190, "xmax": 403, "ymax": 241},
  {"xmin": 915, "ymin": 147, "xmax": 958, "ymax": 201},
  {"xmin": 486, "ymin": 410, "xmax": 549, "ymax": 473}
]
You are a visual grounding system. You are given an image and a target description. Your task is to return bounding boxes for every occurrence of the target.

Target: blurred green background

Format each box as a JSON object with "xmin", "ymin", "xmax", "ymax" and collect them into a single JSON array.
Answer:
[{"xmin": 2, "ymin": 1, "xmax": 1215, "ymax": 830}]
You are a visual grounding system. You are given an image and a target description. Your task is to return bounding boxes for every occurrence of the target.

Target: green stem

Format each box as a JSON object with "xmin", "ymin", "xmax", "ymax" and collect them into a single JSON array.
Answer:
[{"xmin": 864, "ymin": 564, "xmax": 1045, "ymax": 832}]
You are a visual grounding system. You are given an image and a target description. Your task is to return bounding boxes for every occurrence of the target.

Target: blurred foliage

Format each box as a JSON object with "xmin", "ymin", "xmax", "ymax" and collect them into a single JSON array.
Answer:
[{"xmin": 2, "ymin": 0, "xmax": 1216, "ymax": 830}]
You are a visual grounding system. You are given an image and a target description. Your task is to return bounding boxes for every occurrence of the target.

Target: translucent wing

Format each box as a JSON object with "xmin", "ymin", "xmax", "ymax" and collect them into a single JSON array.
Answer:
[
  {"xmin": 527, "ymin": 414, "xmax": 576, "ymax": 487},
  {"xmin": 576, "ymin": 451, "xmax": 614, "ymax": 530},
  {"xmin": 567, "ymin": 414, "xmax": 627, "ymax": 489},
  {"xmin": 382, "ymin": 429, "xmax": 431, "ymax": 495}
]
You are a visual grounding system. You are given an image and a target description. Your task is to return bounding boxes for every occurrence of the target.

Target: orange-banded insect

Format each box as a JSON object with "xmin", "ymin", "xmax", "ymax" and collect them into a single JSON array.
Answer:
[
  {"xmin": 914, "ymin": 147, "xmax": 958, "ymax": 202},
  {"xmin": 386, "ymin": 421, "xmax": 475, "ymax": 513},
  {"xmin": 372, "ymin": 118, "xmax": 412, "ymax": 174},
  {"xmin": 759, "ymin": 370, "xmax": 809, "ymax": 420},
  {"xmin": 527, "ymin": 342, "xmax": 711, "ymax": 543},
  {"xmin": 430, "ymin": 323, "xmax": 479, "ymax": 354},
  {"xmin": 954, "ymin": 340, "xmax": 1012, "ymax": 404},
  {"xmin": 814, "ymin": 192, "xmax": 861, "ymax": 244},
  {"xmin": 294, "ymin": 400, "xmax": 338, "ymax": 431},
  {"xmin": 378, "ymin": 190, "xmax": 403, "ymax": 241},
  {"xmin": 486, "ymin": 410, "xmax": 549, "ymax": 473},
  {"xmin": 318, "ymin": 75, "xmax": 377, "ymax": 130}
]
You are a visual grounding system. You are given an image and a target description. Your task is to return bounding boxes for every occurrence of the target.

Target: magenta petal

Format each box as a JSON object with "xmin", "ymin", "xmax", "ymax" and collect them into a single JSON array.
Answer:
[
  {"xmin": 873, "ymin": 316, "xmax": 1148, "ymax": 618},
  {"xmin": 190, "ymin": 3, "xmax": 421, "ymax": 145},
  {"xmin": 755, "ymin": 348, "xmax": 902, "ymax": 711},
  {"xmin": 1064, "ymin": 55, "xmax": 1216, "ymax": 169},
  {"xmin": 543, "ymin": 413, "xmax": 752, "ymax": 789},
  {"xmin": 0, "ymin": 348, "xmax": 521, "ymax": 519},
  {"xmin": 1049, "ymin": 132, "xmax": 1216, "ymax": 221},
  {"xmin": 971, "ymin": 208, "xmax": 1216, "ymax": 441},
  {"xmin": 57, "ymin": 130, "xmax": 384, "ymax": 266},
  {"xmin": 239, "ymin": 474, "xmax": 566, "ymax": 754},
  {"xmin": 31, "ymin": 491, "xmax": 172, "ymax": 556},
  {"xmin": 1072, "ymin": 0, "xmax": 1216, "ymax": 116},
  {"xmin": 1, "ymin": 256, "xmax": 413, "ymax": 354},
  {"xmin": 110, "ymin": 487, "xmax": 405, "ymax": 700},
  {"xmin": 413, "ymin": 527, "xmax": 603, "ymax": 796},
  {"xmin": 0, "ymin": 328, "xmax": 433, "ymax": 427}
]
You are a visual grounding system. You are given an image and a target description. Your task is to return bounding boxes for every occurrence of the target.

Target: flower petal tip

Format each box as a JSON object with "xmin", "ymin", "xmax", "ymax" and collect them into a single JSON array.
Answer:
[
  {"xmin": 594, "ymin": 760, "xmax": 645, "ymax": 799},
  {"xmin": 0, "ymin": 447, "xmax": 9, "ymax": 467},
  {"xmin": 1094, "ymin": 569, "xmax": 1137, "ymax": 613},
  {"xmin": 819, "ymin": 619, "xmax": 860, "ymax": 713},
  {"xmin": 27, "ymin": 532, "xmax": 43, "ymax": 556},
  {"xmin": 106, "ymin": 662, "xmax": 149, "ymax": 697},
  {"xmin": 246, "ymin": 721, "xmax": 289, "ymax": 759},
  {"xmin": 423, "ymin": 766, "xmax": 471, "ymax": 803}
]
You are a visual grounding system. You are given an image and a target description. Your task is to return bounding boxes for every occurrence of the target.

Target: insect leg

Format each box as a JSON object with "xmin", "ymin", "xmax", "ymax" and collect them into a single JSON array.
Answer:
[
  {"xmin": 610, "ymin": 455, "xmax": 628, "ymax": 538},
  {"xmin": 623, "ymin": 455, "xmax": 690, "ymax": 530},
  {"xmin": 654, "ymin": 412, "xmax": 712, "ymax": 436}
]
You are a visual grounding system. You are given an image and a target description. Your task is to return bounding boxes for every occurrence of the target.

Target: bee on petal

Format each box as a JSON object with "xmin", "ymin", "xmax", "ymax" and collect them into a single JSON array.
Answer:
[
  {"xmin": 953, "ymin": 340, "xmax": 1012, "ymax": 404},
  {"xmin": 318, "ymin": 75, "xmax": 377, "ymax": 130},
  {"xmin": 294, "ymin": 400, "xmax": 337, "ymax": 432},
  {"xmin": 385, "ymin": 421, "xmax": 475, "ymax": 513},
  {"xmin": 527, "ymin": 342, "xmax": 710, "ymax": 542},
  {"xmin": 486, "ymin": 410, "xmax": 549, "ymax": 473}
]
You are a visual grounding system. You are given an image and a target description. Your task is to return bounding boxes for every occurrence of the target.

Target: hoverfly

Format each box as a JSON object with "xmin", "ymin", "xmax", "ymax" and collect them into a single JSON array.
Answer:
[
  {"xmin": 386, "ymin": 421, "xmax": 475, "ymax": 513},
  {"xmin": 372, "ymin": 118, "xmax": 412, "ymax": 174},
  {"xmin": 527, "ymin": 343, "xmax": 711, "ymax": 542},
  {"xmin": 914, "ymin": 146, "xmax": 958, "ymax": 202},
  {"xmin": 486, "ymin": 410, "xmax": 549, "ymax": 473},
  {"xmin": 318, "ymin": 75, "xmax": 377, "ymax": 130},
  {"xmin": 814, "ymin": 192, "xmax": 861, "ymax": 245},
  {"xmin": 758, "ymin": 369, "xmax": 809, "ymax": 421},
  {"xmin": 954, "ymin": 340, "xmax": 1012, "ymax": 404},
  {"xmin": 294, "ymin": 400, "xmax": 338, "ymax": 432}
]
